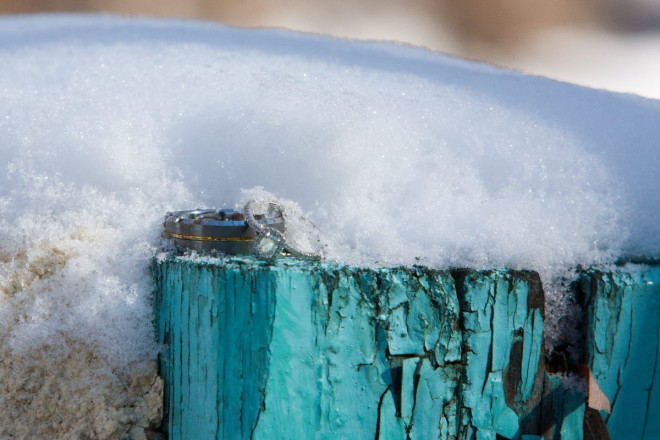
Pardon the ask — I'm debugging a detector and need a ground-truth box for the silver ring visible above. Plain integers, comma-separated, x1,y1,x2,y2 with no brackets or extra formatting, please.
163,207,285,255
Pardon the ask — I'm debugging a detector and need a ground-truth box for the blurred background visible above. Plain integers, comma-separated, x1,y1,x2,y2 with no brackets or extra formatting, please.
1,0,659,99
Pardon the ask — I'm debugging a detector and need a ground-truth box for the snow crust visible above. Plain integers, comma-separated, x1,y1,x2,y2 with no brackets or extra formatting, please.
1,15,660,375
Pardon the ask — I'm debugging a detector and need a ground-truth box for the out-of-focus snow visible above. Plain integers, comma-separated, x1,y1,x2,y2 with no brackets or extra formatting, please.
505,27,660,100
0,15,659,373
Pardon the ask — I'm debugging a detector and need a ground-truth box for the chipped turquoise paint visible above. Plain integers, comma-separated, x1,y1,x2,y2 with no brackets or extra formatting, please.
152,261,276,439
539,374,586,440
578,267,660,440
521,309,543,403
153,258,583,439
454,271,546,440
559,391,585,440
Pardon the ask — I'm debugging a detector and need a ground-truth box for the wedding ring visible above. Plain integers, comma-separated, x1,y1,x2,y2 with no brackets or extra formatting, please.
163,207,285,254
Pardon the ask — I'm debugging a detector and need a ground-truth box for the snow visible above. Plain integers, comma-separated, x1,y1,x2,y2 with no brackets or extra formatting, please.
0,14,659,375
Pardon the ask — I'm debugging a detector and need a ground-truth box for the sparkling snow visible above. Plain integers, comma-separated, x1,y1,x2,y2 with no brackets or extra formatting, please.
0,15,659,373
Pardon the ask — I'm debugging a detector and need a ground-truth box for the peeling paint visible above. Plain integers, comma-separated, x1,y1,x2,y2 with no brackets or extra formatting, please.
153,257,660,439
577,268,660,440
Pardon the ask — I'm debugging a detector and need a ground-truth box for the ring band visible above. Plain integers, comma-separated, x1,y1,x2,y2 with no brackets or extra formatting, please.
163,232,256,243
163,207,284,254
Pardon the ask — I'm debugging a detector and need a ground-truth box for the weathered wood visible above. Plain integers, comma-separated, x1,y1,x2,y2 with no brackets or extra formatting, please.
576,268,660,440
153,260,276,439
154,258,660,438
153,258,571,439
453,270,549,439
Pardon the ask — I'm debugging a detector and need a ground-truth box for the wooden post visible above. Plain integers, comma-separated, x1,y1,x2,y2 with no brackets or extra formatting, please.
152,257,660,439
577,268,660,439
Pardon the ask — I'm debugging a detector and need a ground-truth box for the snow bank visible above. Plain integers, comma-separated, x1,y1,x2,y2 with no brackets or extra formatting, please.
0,14,659,435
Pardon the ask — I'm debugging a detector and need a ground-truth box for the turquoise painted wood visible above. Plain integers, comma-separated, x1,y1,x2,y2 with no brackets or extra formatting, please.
453,270,549,440
153,258,660,439
577,268,660,440
153,257,580,439
152,260,277,439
